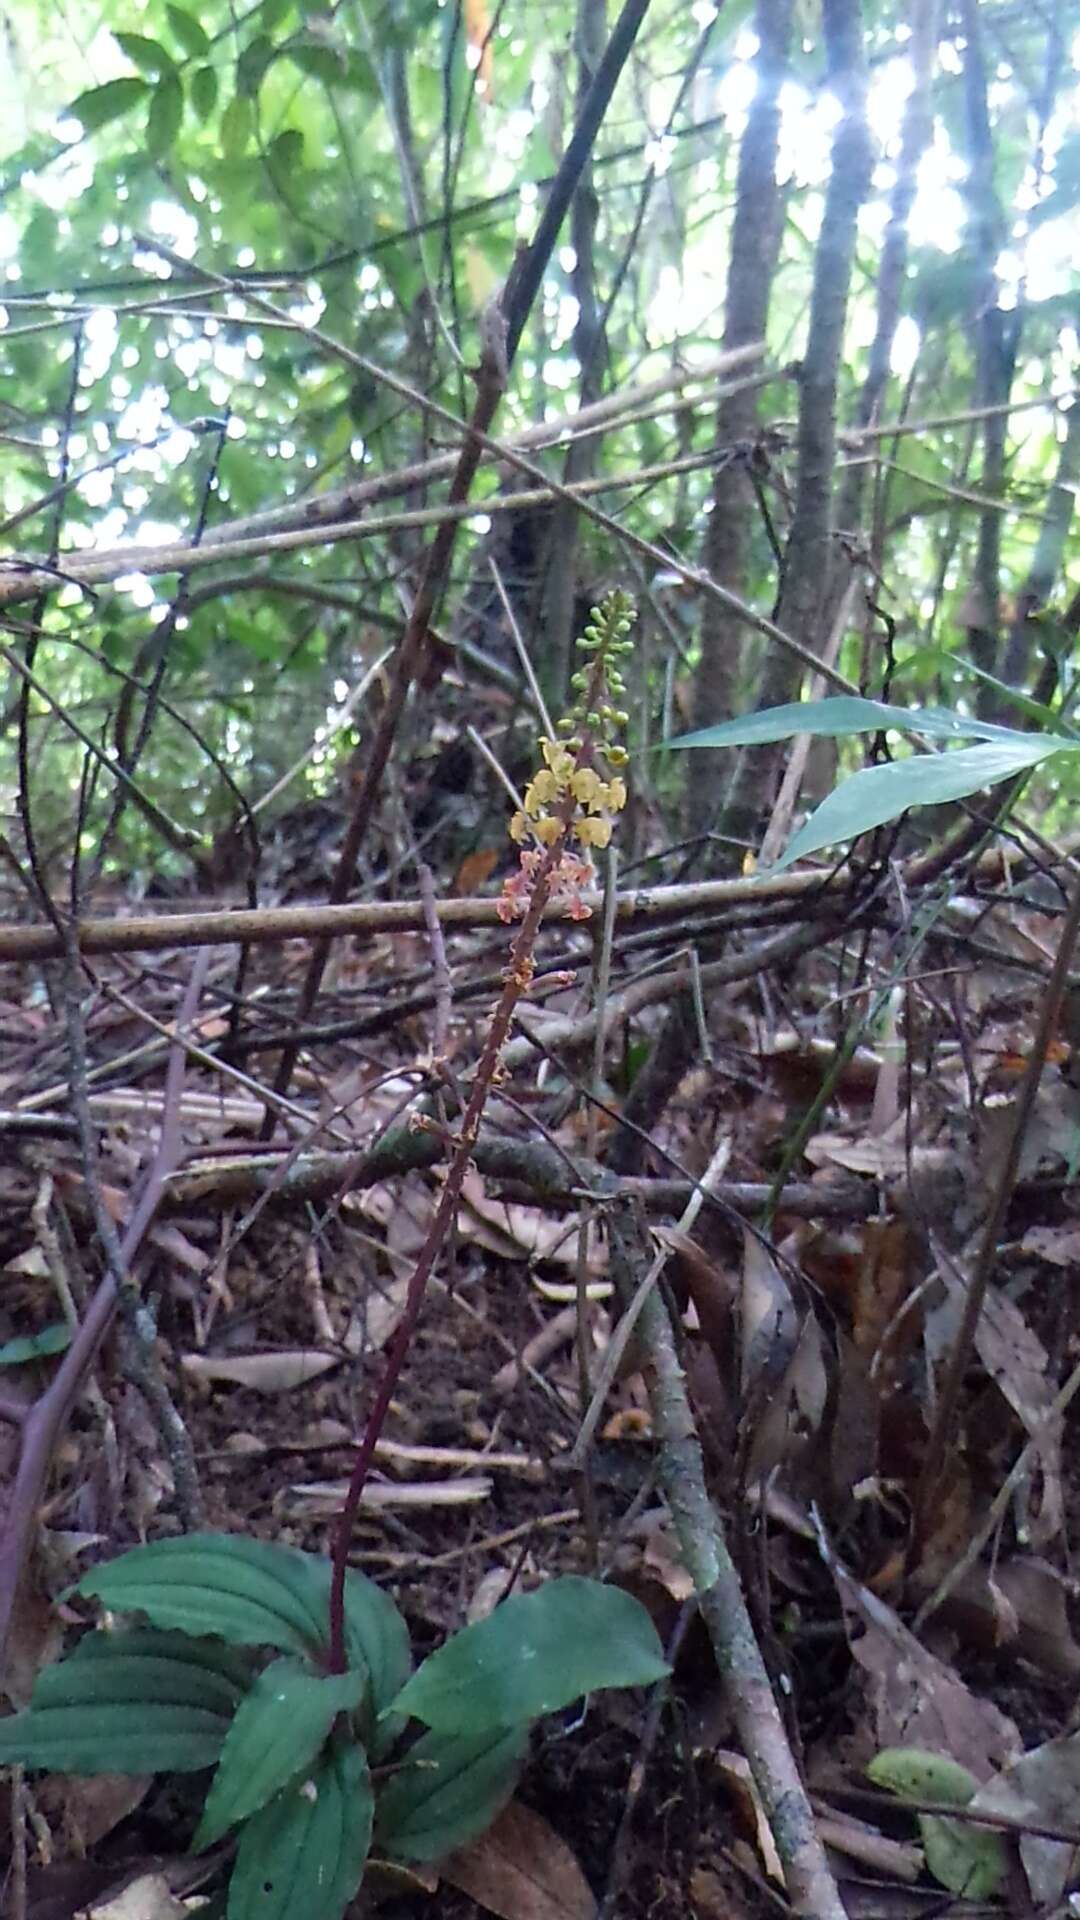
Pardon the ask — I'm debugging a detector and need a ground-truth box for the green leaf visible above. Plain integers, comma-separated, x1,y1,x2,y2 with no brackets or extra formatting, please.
77,1533,335,1660
774,737,1068,872
668,696,1050,753
266,128,304,178
868,1749,1007,1900
0,1629,251,1774
333,1567,412,1754
221,94,254,157
374,1725,528,1864
190,65,219,120
166,5,210,57
285,35,347,85
390,1578,669,1734
228,1735,372,1920
236,33,276,98
115,33,177,78
261,0,296,29
0,1323,70,1366
146,73,185,158
194,1658,363,1849
69,78,150,132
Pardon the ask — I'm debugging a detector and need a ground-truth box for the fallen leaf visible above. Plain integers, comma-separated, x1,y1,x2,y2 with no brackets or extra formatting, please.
970,1729,1080,1907
454,847,499,895
826,1550,1019,1778
444,1799,595,1920
180,1349,339,1392
87,1871,187,1920
458,1169,607,1276
713,1750,783,1882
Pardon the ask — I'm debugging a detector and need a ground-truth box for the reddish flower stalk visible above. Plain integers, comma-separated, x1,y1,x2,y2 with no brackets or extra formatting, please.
326,593,635,1674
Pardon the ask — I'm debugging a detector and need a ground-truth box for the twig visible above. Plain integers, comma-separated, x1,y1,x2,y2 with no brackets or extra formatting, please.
608,1205,847,1918
417,862,452,1061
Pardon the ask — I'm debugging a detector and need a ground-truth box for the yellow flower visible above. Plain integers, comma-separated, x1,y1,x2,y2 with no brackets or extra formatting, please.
524,769,561,813
574,815,613,849
540,738,575,783
534,813,564,846
606,777,627,812
509,810,529,843
570,767,603,808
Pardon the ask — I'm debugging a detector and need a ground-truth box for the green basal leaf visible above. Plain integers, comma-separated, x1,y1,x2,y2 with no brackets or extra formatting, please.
331,1566,412,1755
868,1748,1007,1900
166,5,210,57
668,696,1054,753
0,1629,251,1774
0,1322,71,1366
773,736,1068,872
194,1658,363,1849
146,72,184,158
77,1533,335,1660
69,77,150,132
390,1578,669,1735
228,1734,372,1920
374,1725,528,1864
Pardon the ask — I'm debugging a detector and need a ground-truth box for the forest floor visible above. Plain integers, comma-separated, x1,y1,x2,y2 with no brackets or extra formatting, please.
4,809,1080,1920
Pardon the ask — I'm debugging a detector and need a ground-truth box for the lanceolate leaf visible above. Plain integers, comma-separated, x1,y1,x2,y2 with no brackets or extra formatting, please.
774,737,1064,872
228,1735,372,1920
374,1726,528,1864
668,695,1068,752
77,1533,336,1660
0,1629,251,1774
390,1578,669,1735
194,1658,363,1849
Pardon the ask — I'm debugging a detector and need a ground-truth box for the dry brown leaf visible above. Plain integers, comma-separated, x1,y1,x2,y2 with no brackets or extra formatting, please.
457,1168,607,1276
970,1729,1080,1907
444,1799,595,1920
918,1557,1080,1681
713,1751,783,1882
344,1270,410,1353
743,1311,827,1487
180,1349,338,1392
453,846,499,895
934,1272,1063,1546
35,1771,151,1854
740,1230,797,1394
828,1551,1019,1778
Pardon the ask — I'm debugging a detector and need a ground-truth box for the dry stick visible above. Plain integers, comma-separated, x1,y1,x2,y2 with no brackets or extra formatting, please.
0,871,846,963
608,1207,846,1919
0,829,1044,966
913,853,1080,1549
0,952,208,1663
